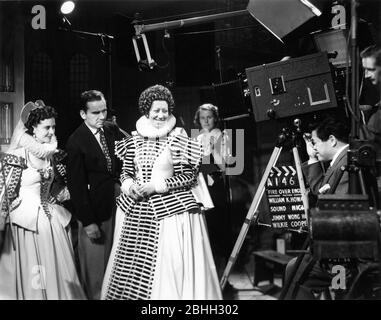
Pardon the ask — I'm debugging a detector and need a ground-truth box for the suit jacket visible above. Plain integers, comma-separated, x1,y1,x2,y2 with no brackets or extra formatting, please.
302,146,349,195
66,122,126,226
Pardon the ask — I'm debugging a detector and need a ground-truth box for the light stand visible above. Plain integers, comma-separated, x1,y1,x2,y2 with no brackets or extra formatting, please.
214,45,232,227
100,34,113,110
349,0,361,194
216,46,223,84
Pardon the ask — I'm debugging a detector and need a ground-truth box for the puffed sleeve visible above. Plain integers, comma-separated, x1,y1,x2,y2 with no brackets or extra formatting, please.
115,135,136,194
0,153,26,222
165,127,202,192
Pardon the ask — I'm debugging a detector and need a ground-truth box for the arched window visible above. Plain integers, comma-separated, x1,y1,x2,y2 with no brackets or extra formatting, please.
31,52,52,103
70,53,89,107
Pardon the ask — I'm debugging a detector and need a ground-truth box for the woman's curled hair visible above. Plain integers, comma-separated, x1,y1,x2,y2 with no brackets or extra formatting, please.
25,106,58,135
138,84,175,116
193,103,220,128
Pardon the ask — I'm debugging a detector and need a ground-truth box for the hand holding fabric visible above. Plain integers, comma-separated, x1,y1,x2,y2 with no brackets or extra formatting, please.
137,182,156,198
128,184,144,201
55,186,70,203
84,223,102,242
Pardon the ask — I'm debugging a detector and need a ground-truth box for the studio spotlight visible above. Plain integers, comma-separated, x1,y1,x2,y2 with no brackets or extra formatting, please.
300,0,323,16
60,1,75,15
247,0,317,41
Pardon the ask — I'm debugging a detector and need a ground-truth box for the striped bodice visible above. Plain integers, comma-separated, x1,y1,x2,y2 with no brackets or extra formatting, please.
115,127,203,220
134,136,172,184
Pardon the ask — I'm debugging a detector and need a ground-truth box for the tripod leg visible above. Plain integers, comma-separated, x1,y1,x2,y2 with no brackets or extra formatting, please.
277,147,311,300
292,146,309,218
361,168,381,209
279,236,310,300
357,169,367,195
220,146,283,289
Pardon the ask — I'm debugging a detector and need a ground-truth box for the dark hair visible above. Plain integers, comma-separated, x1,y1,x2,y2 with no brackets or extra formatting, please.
138,84,175,116
375,50,381,68
361,45,381,68
80,90,105,112
193,103,220,128
25,106,58,135
309,116,350,144
360,45,380,59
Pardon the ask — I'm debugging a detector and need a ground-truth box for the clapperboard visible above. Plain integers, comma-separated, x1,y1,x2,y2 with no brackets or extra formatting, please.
265,165,307,230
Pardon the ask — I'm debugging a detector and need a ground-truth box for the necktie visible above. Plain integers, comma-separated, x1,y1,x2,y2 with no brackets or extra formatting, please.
98,129,112,172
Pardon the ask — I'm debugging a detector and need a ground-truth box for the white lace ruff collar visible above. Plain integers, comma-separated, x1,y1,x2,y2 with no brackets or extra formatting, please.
135,114,176,138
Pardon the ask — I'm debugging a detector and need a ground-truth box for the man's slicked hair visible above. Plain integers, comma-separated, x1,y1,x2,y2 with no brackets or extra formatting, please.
360,45,380,58
80,90,105,112
309,116,350,144
361,45,381,69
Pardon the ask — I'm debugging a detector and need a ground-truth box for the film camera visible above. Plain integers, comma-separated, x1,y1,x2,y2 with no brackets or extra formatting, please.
245,51,339,122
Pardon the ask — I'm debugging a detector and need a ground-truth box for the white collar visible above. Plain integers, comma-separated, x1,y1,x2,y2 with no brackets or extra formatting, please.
136,114,176,138
84,122,102,135
330,144,349,166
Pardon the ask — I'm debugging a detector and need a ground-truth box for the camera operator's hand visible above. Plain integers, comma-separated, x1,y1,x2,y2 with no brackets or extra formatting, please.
303,133,319,164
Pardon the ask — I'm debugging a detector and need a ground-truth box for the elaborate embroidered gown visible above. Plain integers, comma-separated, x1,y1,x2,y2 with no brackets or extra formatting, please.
101,116,222,300
0,148,85,300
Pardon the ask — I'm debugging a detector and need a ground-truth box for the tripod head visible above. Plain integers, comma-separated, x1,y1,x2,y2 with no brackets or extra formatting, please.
346,137,379,209
275,118,305,149
348,139,376,169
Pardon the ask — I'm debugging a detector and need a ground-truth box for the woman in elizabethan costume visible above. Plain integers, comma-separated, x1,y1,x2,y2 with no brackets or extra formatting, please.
101,85,222,300
0,101,85,299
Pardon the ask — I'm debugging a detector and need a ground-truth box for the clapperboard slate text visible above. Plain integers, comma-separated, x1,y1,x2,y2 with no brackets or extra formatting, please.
265,165,307,229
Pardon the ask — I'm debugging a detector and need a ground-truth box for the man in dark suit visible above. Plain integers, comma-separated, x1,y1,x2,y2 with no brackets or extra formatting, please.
66,90,126,300
302,116,350,196
283,116,351,299
360,45,381,200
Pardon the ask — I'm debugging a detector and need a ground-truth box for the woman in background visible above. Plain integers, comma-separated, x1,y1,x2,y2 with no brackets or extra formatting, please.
193,103,233,279
0,101,85,300
101,85,222,300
